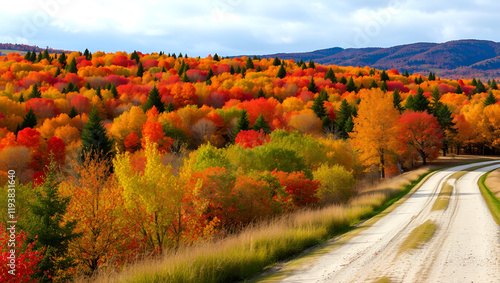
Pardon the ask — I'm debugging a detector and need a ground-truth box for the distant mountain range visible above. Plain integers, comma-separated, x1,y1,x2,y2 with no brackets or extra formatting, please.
255,40,500,79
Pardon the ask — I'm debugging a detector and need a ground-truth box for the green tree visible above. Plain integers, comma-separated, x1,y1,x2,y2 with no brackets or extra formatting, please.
67,58,77,74
335,99,353,139
246,57,254,69
311,89,328,119
258,88,265,98
68,106,78,118
143,85,165,113
165,101,175,112
24,50,31,61
490,79,498,90
182,71,189,82
380,70,389,81
405,87,429,112
369,80,378,89
324,68,336,83
277,64,286,79
484,90,497,107
230,65,235,75
43,49,50,60
28,83,42,100
392,89,404,113
19,93,24,103
308,60,315,69
308,77,318,93
83,48,91,60
137,62,144,77
24,161,80,282
110,84,118,98
20,107,37,130
29,50,37,62
455,84,463,94
233,109,250,141
95,86,102,100
206,67,214,81
253,114,270,134
429,87,441,114
81,107,113,160
131,50,140,63
272,57,281,66
346,77,357,92
54,67,61,77
474,79,486,94
339,76,347,85
380,81,388,92
213,53,220,61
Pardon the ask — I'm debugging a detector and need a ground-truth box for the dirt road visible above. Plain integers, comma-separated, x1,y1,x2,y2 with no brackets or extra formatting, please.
261,161,500,283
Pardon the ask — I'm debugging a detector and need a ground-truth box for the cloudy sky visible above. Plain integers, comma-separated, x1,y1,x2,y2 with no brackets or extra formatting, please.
1,0,499,56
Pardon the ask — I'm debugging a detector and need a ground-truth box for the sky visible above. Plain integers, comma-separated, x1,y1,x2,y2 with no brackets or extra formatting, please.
1,0,499,57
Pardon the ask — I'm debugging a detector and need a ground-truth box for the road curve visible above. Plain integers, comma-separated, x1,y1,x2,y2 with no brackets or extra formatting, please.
262,161,500,283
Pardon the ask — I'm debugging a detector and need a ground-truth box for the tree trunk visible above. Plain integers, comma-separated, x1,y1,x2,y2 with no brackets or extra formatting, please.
380,152,385,179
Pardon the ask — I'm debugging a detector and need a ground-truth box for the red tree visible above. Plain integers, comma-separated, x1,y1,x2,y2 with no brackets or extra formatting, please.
398,111,443,165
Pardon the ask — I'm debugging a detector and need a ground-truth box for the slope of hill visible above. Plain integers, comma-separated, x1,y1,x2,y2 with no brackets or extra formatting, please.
255,40,500,78
0,43,71,56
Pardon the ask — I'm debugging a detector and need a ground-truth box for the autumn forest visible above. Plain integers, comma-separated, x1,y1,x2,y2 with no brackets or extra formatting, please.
0,48,499,282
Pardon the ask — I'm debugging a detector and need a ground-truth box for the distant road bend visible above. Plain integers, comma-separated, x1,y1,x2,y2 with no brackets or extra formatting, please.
264,161,500,283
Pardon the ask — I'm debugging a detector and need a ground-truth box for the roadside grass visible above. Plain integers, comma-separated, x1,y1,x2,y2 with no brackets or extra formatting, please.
372,277,393,283
479,171,500,226
431,163,500,211
485,169,500,199
399,220,437,253
87,169,432,283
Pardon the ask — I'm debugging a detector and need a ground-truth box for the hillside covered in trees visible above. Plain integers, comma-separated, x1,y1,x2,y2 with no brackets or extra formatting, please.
0,48,499,281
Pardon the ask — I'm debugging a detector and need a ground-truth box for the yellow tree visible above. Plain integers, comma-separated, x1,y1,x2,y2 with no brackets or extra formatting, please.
113,140,201,252
350,89,400,178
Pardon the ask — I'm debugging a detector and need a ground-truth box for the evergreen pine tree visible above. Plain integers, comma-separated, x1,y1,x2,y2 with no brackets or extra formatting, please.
182,71,189,82
392,89,404,113
344,116,354,134
54,67,61,78
213,53,220,61
253,114,270,134
369,68,376,76
58,52,67,67
233,109,250,141
95,86,102,100
380,70,389,81
406,87,429,112
24,161,80,282
339,76,347,85
308,77,318,93
380,81,388,92
85,82,91,89
131,50,140,63
346,77,357,92
230,65,235,75
324,68,336,83
246,57,254,69
235,65,241,74
429,87,442,114
29,50,37,62
335,99,352,139
369,80,378,89
67,58,77,74
322,116,332,133
258,88,265,98
273,57,281,66
205,78,212,85
20,107,37,130
28,83,42,100
277,64,286,79
241,67,247,78
36,51,43,62
404,70,409,77
177,61,186,75
165,102,175,112
172,53,177,59
143,85,164,113
483,90,497,107
68,106,78,118
24,50,31,61
80,107,113,160
19,93,24,103
137,62,144,77
256,65,262,72
456,84,463,94
308,60,315,69
206,67,214,81
111,85,118,98
474,79,486,94
490,79,498,90
311,89,328,118
471,78,477,86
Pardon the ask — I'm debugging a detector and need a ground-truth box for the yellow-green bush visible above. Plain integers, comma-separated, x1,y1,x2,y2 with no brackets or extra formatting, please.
313,164,356,204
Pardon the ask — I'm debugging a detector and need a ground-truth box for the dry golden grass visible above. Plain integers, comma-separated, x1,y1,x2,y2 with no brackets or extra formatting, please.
432,182,453,211
399,220,437,253
372,277,394,283
485,169,500,199
84,168,431,283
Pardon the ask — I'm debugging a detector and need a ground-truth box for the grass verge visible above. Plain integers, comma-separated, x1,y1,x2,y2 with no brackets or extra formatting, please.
478,171,500,226
399,220,437,253
372,277,394,283
431,181,453,211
